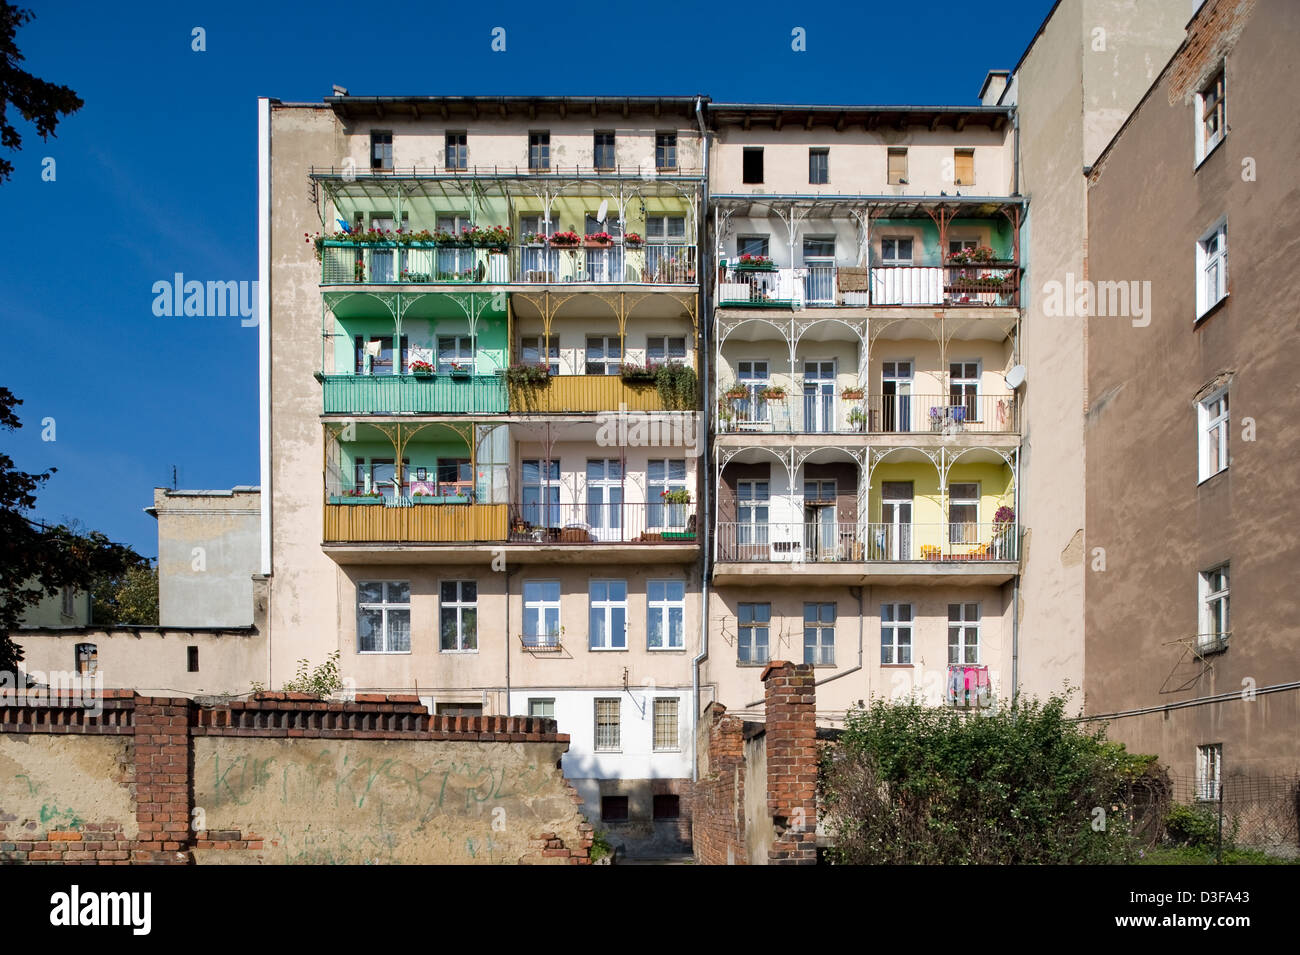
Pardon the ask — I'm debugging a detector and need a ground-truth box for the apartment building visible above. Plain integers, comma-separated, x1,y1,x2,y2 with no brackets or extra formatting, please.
700,104,1024,721
1083,0,1300,785
260,95,707,852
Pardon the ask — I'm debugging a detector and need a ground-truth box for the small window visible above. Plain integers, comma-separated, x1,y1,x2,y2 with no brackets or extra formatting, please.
653,698,679,751
1199,564,1230,651
439,580,478,652
948,603,980,664
528,698,555,719
1196,219,1228,318
186,646,199,673
1198,386,1230,481
647,579,686,650
742,147,764,184
1196,67,1226,164
656,132,677,170
736,235,769,259
880,236,913,266
370,130,393,170
445,132,468,171
589,580,628,650
593,131,616,170
60,586,75,618
803,602,835,665
595,698,621,752
1196,743,1222,801
529,131,550,171
887,147,908,184
357,581,411,653
802,236,835,260
74,643,97,676
436,703,484,717
601,795,629,821
808,148,829,184
645,215,686,246
653,794,680,819
737,603,770,665
953,148,974,186
881,603,913,664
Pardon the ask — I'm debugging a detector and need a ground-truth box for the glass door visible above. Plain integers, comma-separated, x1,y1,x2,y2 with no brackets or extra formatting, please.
437,215,474,281
522,459,561,529
804,480,837,561
802,360,835,433
586,459,623,541
880,482,913,560
736,360,769,430
881,360,913,432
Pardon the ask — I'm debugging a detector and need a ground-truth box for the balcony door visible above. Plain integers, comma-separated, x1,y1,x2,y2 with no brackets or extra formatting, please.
355,335,408,376
586,459,623,541
802,361,835,433
736,478,770,560
881,361,913,432
521,459,561,528
584,214,623,282
880,482,913,560
369,215,397,283
437,335,473,375
437,215,474,280
356,457,408,501
804,479,837,561
735,360,769,430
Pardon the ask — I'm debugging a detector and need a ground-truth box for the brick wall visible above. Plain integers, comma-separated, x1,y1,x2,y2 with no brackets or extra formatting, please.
0,691,593,865
1167,0,1255,105
762,662,818,864
692,702,747,865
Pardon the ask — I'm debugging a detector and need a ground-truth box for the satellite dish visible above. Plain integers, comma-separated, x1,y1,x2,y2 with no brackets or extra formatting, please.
1004,365,1027,389
596,199,609,224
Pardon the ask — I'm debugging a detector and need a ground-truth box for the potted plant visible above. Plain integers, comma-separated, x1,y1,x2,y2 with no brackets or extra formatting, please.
583,231,614,248
847,406,867,431
468,225,511,252
449,360,472,378
333,488,384,505
724,383,749,401
521,232,547,246
735,254,775,271
409,360,435,377
549,231,580,248
623,232,644,248
660,488,691,505
841,386,865,400
505,363,551,387
620,362,658,383
759,385,787,401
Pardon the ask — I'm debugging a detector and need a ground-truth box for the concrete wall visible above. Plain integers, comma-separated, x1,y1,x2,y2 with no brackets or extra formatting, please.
1084,0,1299,779
151,487,260,627
0,735,136,841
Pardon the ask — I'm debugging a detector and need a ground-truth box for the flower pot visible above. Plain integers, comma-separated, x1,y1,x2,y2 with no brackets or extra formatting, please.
583,238,614,249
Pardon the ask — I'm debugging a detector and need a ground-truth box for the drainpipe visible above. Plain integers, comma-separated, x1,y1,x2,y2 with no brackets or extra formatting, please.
691,95,711,782
1011,105,1020,197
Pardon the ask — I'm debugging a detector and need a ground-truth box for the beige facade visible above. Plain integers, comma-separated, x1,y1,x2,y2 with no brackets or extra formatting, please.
1083,0,1300,781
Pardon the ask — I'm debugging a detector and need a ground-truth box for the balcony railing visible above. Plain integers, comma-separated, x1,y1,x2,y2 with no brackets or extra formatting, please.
715,522,1019,563
716,263,1020,308
323,500,509,543
321,373,508,415
321,242,697,286
508,502,697,544
718,391,1017,435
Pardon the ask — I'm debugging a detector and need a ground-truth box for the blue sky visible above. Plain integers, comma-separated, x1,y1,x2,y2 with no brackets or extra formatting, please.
2,0,1053,556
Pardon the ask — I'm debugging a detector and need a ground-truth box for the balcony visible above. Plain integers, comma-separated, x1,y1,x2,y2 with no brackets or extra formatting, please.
507,501,697,544
508,374,683,414
321,373,508,415
718,392,1017,436
716,263,1020,309
324,499,509,544
320,242,697,287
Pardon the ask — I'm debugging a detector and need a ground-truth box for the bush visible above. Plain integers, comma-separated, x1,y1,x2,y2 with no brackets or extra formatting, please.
820,692,1157,864
278,650,344,698
1164,803,1219,849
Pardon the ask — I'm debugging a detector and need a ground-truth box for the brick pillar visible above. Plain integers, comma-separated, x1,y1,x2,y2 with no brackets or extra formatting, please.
761,661,818,865
132,696,193,864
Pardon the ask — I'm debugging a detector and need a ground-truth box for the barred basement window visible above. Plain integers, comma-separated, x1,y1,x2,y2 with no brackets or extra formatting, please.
653,794,680,819
653,698,679,752
601,795,629,821
595,698,621,752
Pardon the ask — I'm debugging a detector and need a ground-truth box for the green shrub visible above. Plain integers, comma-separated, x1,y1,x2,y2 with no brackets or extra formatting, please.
589,829,614,862
655,363,697,411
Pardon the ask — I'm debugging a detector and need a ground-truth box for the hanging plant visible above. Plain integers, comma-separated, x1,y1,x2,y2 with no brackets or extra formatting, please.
654,362,698,411
760,385,787,400
841,387,865,400
505,363,551,387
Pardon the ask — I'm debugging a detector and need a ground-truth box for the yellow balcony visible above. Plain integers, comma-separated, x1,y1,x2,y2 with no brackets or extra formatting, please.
509,375,667,413
323,502,509,543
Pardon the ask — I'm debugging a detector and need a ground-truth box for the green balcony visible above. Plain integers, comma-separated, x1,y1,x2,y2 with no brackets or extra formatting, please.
322,374,508,415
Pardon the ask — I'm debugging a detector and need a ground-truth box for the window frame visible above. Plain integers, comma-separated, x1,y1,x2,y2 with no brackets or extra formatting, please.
653,697,680,752
1195,218,1228,320
947,602,980,665
647,458,688,530
357,580,412,654
880,236,914,266
1196,743,1222,801
646,335,687,365
588,579,628,651
519,334,560,374
948,482,980,544
655,131,678,171
593,130,616,171
808,147,829,185
1195,65,1226,167
1198,385,1230,482
1198,563,1230,651
585,335,622,375
186,645,199,673
522,579,562,648
439,579,479,653
737,602,771,666
74,642,98,676
370,130,393,171
444,131,468,171
741,147,764,184
594,697,622,752
803,602,836,666
528,130,550,171
887,147,908,185
528,697,555,719
880,602,914,665
647,579,686,651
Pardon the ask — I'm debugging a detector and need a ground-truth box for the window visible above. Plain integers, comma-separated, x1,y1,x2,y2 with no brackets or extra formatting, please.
74,643,97,676
1199,564,1230,650
880,237,913,266
355,334,409,375
887,147,908,184
588,580,628,650
803,602,835,665
953,148,974,186
522,459,560,527
742,147,764,184
1198,387,1230,481
436,458,471,488
586,458,623,534
1196,67,1226,164
522,580,562,648
656,131,677,170
948,483,980,545
595,698,621,751
646,216,688,280
445,131,467,171
529,131,550,171
737,603,770,665
646,215,686,245
808,148,829,184
585,336,622,375
647,336,687,365
737,479,770,545
653,794,680,819
370,130,392,170
1196,220,1228,317
949,360,980,420
653,698,679,751
736,235,770,259
948,603,980,664
358,581,411,653
584,213,623,240
520,335,560,374
802,236,835,260
949,238,978,256
437,335,473,374
881,603,913,665
436,703,483,717
186,646,199,673
1196,743,1222,801
601,794,629,820
648,458,688,528
60,586,74,617
528,698,555,718
593,131,616,170
439,580,478,651
647,579,685,650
